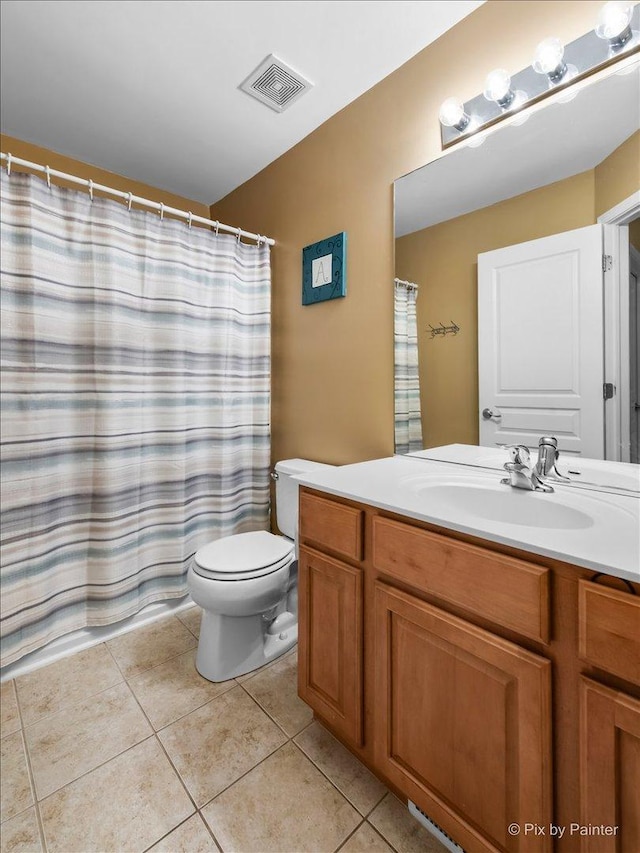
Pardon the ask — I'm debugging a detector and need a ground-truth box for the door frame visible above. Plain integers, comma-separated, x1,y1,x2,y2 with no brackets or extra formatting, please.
630,244,640,463
599,191,640,462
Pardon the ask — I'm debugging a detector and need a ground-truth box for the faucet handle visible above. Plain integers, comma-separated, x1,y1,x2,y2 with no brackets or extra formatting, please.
506,444,531,466
536,435,570,481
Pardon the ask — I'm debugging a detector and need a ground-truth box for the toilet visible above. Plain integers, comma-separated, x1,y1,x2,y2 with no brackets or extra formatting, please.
187,459,331,682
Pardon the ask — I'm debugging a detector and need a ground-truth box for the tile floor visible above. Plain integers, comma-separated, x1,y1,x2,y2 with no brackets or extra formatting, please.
0,607,447,853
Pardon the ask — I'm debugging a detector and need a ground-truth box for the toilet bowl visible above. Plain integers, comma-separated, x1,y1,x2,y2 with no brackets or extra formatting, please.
188,459,331,682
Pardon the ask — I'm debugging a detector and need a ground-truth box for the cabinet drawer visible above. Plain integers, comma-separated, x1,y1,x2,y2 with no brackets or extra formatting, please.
299,491,364,561
373,516,550,643
579,581,640,685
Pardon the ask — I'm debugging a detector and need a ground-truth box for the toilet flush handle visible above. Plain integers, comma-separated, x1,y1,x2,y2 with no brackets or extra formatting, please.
270,471,279,480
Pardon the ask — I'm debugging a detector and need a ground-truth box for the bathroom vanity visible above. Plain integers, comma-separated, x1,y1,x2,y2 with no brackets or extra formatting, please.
295,454,640,853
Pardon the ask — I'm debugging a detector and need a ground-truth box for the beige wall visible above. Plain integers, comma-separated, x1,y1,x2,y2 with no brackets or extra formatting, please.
211,1,604,465
395,171,596,448
595,130,640,218
0,134,209,219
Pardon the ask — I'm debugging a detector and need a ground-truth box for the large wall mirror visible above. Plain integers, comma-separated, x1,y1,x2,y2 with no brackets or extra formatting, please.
394,62,640,462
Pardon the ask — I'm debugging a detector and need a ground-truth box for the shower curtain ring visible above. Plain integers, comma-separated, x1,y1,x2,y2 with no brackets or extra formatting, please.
6,153,12,176
127,192,133,211
45,165,51,189
236,230,242,244
159,203,165,221
187,211,192,229
88,180,94,201
214,220,219,236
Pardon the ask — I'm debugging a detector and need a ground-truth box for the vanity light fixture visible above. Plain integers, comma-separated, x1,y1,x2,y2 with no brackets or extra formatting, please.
439,0,639,149
483,69,517,109
438,98,470,132
595,1,634,50
532,38,571,84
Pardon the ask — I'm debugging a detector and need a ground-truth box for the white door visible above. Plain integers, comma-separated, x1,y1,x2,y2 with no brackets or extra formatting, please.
478,224,604,457
630,245,640,464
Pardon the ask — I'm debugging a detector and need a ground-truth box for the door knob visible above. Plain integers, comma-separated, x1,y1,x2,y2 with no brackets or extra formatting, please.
482,407,502,420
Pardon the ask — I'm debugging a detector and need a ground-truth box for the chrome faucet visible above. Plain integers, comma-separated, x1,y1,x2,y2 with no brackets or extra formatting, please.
501,436,571,492
533,436,570,483
501,444,554,492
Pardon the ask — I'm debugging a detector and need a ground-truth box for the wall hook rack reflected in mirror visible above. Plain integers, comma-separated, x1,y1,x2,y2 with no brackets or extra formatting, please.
428,321,460,339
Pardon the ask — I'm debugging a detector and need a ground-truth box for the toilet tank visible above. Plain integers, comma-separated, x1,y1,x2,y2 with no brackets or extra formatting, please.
274,459,334,539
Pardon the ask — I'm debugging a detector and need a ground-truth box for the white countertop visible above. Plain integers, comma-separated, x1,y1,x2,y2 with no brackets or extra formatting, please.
295,453,640,584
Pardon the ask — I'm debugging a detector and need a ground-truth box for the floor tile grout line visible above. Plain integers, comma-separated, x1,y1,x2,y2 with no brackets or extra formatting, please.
152,730,202,814
11,680,48,853
29,733,159,806
175,610,201,641
291,730,388,821
19,672,133,738
0,680,21,737
196,809,225,853
14,647,125,730
147,681,237,735
19,679,155,801
234,645,297,686
365,818,401,852
24,725,202,851
20,674,161,805
121,668,203,823
197,735,294,814
333,817,366,852
104,626,198,683
139,811,222,853
122,641,200,684
288,739,384,818
235,668,308,740
199,737,380,853
140,813,194,853
235,679,295,739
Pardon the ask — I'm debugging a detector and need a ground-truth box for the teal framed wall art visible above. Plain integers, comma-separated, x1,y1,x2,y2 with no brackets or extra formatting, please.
302,232,347,305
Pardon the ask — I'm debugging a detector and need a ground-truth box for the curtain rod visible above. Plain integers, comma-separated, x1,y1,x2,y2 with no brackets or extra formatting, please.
0,152,275,247
394,277,419,291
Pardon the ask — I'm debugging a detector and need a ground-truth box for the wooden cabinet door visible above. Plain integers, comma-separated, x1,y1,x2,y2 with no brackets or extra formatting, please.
580,678,640,853
374,581,552,853
298,545,363,746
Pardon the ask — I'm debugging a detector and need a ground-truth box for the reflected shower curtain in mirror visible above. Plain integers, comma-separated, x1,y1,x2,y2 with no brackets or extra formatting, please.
0,172,271,666
394,282,423,454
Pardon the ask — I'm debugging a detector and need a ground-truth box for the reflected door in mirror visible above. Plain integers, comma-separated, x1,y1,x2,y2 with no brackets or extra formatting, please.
478,224,605,458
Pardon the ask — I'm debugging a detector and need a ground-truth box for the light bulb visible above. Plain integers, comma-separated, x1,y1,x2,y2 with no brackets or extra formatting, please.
483,69,515,109
438,97,470,132
595,1,633,48
532,37,567,82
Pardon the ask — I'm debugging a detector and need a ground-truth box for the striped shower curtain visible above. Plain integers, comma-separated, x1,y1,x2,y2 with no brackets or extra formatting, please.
394,282,423,454
0,172,271,667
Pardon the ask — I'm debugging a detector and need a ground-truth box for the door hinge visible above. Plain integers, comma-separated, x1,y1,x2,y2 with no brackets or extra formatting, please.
603,382,615,400
602,254,613,272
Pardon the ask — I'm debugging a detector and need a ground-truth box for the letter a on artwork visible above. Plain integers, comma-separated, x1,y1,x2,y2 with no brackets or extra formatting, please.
311,253,333,288
315,261,329,284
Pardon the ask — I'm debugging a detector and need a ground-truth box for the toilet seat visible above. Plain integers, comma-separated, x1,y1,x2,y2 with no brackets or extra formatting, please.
193,530,294,581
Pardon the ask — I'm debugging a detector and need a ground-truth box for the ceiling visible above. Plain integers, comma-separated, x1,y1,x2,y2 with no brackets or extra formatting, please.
395,62,640,236
0,0,483,205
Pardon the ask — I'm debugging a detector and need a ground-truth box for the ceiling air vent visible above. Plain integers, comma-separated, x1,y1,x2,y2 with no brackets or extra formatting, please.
240,54,312,113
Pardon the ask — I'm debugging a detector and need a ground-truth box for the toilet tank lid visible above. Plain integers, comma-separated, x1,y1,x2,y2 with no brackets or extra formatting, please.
275,459,335,475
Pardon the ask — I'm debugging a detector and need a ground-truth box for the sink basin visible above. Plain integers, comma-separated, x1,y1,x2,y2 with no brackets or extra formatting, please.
401,475,594,529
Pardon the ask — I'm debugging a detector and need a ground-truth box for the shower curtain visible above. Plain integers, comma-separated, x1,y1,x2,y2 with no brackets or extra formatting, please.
0,171,271,667
394,282,423,454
